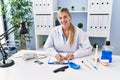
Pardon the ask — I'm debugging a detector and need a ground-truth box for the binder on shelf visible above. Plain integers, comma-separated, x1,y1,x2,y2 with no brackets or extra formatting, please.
93,15,99,32
94,0,100,12
88,15,94,31
40,16,44,28
47,16,51,29
88,0,95,11
38,0,43,14
45,0,48,14
104,0,110,11
100,0,105,12
103,15,109,32
46,15,49,28
42,15,45,29
98,15,104,32
42,16,44,28
42,0,46,14
34,15,40,28
34,0,38,13
46,0,52,14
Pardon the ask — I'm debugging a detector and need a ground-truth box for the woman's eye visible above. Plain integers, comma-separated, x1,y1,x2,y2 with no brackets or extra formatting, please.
64,16,67,18
59,17,62,20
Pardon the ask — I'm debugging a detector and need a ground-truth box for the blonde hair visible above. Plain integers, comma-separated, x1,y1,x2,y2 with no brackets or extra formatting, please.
57,8,75,47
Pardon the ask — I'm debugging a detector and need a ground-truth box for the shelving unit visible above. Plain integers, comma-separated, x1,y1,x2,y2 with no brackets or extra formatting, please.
33,0,113,50
33,0,54,49
87,0,113,40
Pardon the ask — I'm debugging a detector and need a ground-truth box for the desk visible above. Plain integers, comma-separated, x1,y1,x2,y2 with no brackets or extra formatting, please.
0,50,120,80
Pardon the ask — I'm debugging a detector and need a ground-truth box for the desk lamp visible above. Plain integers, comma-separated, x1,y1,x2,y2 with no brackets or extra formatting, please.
0,22,28,68
19,22,28,34
19,22,28,49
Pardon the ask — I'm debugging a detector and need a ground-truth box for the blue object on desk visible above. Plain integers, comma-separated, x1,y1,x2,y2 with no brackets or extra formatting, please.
101,50,112,63
68,62,80,69
48,61,68,64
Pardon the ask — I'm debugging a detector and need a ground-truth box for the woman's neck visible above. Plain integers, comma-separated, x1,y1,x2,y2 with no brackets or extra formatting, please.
62,27,70,40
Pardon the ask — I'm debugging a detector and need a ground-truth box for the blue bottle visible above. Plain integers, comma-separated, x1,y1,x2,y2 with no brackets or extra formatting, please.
101,41,112,63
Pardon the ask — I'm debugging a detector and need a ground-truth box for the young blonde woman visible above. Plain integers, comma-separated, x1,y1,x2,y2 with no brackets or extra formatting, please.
44,8,92,61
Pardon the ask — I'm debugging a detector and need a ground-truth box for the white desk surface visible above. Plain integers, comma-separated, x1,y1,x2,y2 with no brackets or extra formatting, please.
0,50,120,80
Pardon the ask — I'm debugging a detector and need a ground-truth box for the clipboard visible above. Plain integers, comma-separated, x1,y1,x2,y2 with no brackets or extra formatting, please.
48,57,68,64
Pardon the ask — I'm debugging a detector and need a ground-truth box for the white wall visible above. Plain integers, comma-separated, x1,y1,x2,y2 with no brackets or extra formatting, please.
0,8,5,44
110,0,120,55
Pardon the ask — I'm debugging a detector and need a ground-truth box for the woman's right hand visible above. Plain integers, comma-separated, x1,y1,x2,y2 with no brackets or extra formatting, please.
55,54,65,61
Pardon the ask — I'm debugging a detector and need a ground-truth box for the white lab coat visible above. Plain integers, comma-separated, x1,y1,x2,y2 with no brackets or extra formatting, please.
44,25,92,58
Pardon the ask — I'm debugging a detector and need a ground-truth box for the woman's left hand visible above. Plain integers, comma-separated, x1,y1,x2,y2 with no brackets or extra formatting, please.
65,54,74,61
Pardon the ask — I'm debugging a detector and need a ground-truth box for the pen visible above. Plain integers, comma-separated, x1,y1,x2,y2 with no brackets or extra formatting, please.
86,60,98,70
81,60,92,70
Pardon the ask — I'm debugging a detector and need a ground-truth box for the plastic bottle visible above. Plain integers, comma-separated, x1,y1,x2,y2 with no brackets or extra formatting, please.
94,45,99,63
101,41,112,63
92,44,99,63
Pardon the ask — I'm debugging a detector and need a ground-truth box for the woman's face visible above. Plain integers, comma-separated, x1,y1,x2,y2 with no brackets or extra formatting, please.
58,12,71,30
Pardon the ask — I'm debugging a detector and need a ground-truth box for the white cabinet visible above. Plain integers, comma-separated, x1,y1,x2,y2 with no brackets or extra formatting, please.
33,0,54,49
33,0,113,50
87,0,113,40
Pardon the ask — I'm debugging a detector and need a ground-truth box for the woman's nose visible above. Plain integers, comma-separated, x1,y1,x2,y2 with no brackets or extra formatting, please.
61,18,65,22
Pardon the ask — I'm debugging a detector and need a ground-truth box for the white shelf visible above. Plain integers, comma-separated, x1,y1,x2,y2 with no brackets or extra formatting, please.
33,0,113,50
